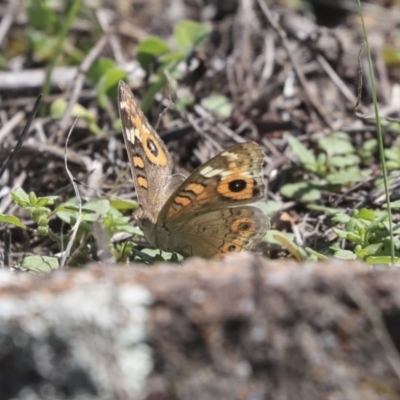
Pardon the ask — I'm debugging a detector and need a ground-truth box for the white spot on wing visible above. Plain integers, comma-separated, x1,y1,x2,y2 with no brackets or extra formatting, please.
126,128,136,143
222,151,240,160
200,166,224,178
220,170,253,178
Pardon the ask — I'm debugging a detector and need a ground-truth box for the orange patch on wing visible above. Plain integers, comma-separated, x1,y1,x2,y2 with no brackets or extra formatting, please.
140,128,169,167
217,174,254,200
220,239,243,254
138,114,147,128
185,183,205,195
174,196,192,207
133,156,145,169
137,176,148,189
231,218,255,237
130,114,140,129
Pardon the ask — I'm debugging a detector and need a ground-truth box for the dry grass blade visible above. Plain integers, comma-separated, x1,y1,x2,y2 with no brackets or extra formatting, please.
0,94,42,179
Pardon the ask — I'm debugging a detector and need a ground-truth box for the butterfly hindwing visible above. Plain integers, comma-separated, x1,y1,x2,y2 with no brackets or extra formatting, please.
165,206,269,258
158,142,266,224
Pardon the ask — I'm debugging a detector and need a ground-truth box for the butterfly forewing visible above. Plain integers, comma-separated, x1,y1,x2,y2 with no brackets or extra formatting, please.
118,81,175,221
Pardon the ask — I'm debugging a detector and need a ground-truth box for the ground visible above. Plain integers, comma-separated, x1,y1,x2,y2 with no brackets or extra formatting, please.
1,0,400,266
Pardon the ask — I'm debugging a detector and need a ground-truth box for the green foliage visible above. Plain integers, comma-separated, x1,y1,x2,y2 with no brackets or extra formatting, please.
357,0,395,263
201,94,233,119
280,181,322,202
385,145,400,170
23,0,128,118
86,58,127,108
25,0,82,64
26,0,59,34
1,187,165,270
282,132,370,202
22,255,59,273
50,98,101,135
10,187,59,235
136,20,210,112
174,20,209,53
307,206,400,265
137,36,171,71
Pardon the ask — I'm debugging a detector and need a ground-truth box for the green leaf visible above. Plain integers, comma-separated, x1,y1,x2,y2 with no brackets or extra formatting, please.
264,229,295,246
362,243,383,256
346,218,365,234
384,148,400,161
110,198,139,211
333,249,357,260
308,205,339,214
57,199,111,224
363,138,378,152
56,199,82,224
174,20,209,54
280,182,321,202
201,94,232,119
388,200,400,209
366,256,400,265
255,200,281,216
87,58,117,86
325,169,366,185
318,132,355,155
26,0,58,32
347,232,361,243
51,98,92,120
383,45,400,66
332,228,349,239
137,36,171,70
159,52,185,65
138,36,170,55
95,68,127,108
36,196,58,207
28,30,58,63
328,154,360,168
81,200,111,222
51,98,101,135
101,207,140,235
354,208,375,221
11,187,30,206
287,136,316,170
0,214,26,228
56,208,78,225
21,255,59,273
29,191,38,205
305,247,328,260
331,213,351,224
386,161,400,170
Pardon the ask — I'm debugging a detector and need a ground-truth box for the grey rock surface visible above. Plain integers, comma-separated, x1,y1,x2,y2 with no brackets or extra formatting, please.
0,255,399,400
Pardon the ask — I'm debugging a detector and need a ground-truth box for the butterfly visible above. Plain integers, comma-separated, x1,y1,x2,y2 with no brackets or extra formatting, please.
118,81,269,258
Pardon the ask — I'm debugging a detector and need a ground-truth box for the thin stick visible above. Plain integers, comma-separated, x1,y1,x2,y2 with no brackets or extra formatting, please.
60,118,82,268
0,94,42,179
357,0,395,265
255,0,333,128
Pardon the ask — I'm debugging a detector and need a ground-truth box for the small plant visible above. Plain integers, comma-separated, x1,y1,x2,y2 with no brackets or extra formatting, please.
136,20,210,112
281,132,372,202
0,187,163,271
307,205,400,265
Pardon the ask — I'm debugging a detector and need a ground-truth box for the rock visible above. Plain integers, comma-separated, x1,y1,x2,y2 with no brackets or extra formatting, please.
0,254,400,399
